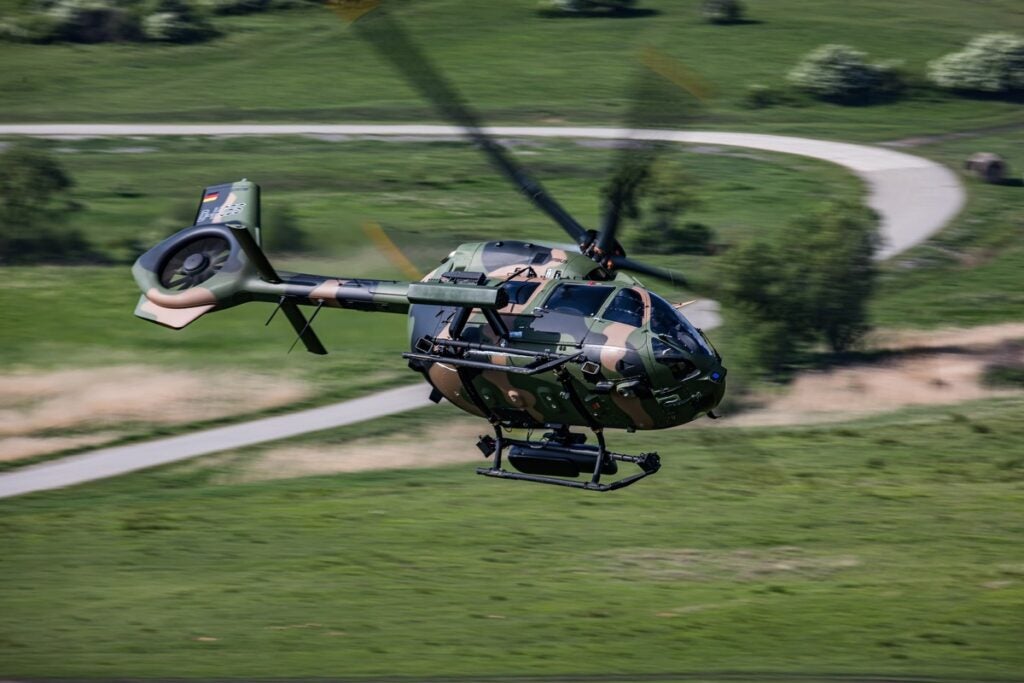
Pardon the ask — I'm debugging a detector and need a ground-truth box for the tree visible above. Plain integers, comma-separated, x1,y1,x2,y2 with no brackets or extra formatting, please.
929,33,1024,95
141,0,216,42
701,0,744,25
788,44,903,104
720,201,880,375
601,157,713,255
791,200,881,352
262,202,309,253
0,143,97,264
46,0,139,43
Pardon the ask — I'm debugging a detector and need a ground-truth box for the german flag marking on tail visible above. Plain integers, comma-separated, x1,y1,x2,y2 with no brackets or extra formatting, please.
203,192,219,203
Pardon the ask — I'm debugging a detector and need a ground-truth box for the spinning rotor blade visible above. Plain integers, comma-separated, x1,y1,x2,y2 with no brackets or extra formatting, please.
336,1,589,245
595,48,710,257
606,255,689,289
595,147,656,255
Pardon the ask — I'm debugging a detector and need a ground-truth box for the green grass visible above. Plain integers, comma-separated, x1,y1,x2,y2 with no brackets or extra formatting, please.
2,3,1023,678
2,397,1023,678
872,132,1024,328
0,1,1022,140
52,135,862,268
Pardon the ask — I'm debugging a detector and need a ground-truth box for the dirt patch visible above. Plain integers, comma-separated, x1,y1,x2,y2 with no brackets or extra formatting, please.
604,546,860,583
868,323,1024,351
222,421,486,483
0,434,120,462
0,365,309,460
728,323,1024,427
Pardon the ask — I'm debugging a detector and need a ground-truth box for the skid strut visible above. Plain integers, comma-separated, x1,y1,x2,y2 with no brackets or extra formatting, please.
475,425,660,492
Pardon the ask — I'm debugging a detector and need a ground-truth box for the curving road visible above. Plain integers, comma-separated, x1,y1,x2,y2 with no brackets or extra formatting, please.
0,124,966,498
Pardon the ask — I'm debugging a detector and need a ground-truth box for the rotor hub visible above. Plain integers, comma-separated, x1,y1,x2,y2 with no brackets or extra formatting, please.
182,253,209,274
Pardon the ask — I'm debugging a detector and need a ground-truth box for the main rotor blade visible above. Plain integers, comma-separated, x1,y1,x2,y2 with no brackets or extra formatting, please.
595,48,709,256
339,2,590,245
607,255,689,289
595,145,657,255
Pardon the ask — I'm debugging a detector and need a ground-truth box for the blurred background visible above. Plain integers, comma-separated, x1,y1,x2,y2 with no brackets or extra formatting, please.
1,0,1022,679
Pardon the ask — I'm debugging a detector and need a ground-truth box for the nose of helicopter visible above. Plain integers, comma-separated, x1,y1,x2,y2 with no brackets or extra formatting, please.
701,362,727,413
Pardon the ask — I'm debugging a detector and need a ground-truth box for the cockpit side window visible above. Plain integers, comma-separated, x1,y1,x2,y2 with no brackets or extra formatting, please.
501,280,540,305
542,283,614,317
650,294,715,357
602,288,644,328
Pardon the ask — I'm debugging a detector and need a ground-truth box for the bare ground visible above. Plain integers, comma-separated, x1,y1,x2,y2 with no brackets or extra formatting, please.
0,365,309,461
728,323,1024,427
217,421,486,484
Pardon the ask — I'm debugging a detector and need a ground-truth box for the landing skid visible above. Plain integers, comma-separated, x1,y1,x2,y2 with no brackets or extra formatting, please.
475,425,660,492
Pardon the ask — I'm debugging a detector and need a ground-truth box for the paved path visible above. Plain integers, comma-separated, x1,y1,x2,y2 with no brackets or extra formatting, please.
0,124,966,498
0,385,432,499
0,124,965,260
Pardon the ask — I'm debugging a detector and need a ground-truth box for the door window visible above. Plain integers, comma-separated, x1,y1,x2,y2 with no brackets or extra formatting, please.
602,288,644,327
542,283,614,317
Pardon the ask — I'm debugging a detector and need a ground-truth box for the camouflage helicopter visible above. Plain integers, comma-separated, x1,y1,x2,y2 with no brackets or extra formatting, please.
131,3,726,491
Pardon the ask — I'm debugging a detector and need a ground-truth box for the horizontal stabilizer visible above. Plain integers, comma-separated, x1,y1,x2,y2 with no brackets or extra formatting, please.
134,295,214,329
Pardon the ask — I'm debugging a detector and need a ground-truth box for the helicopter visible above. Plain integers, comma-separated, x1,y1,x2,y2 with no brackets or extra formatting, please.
131,1,727,491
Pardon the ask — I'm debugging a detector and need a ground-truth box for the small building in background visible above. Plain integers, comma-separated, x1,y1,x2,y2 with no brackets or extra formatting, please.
965,152,1008,183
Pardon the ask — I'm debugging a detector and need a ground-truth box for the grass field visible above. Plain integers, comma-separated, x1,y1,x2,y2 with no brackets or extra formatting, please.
872,132,1024,328
1,397,1022,678
2,2,1024,677
0,0,1022,140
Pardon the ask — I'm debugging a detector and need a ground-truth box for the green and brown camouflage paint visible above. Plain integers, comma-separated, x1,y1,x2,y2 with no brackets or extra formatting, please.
133,181,725,433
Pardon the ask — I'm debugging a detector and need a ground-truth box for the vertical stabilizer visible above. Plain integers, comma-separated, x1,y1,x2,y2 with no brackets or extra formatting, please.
193,180,262,244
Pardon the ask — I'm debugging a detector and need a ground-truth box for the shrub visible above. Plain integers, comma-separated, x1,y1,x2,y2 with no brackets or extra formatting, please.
141,10,209,41
788,44,903,104
0,0,223,43
538,0,637,15
981,342,1024,388
0,144,101,264
0,13,63,42
928,33,1024,94
263,203,310,253
701,0,744,25
614,157,713,255
197,0,270,15
983,361,1024,388
141,0,216,42
45,0,139,42
741,84,784,109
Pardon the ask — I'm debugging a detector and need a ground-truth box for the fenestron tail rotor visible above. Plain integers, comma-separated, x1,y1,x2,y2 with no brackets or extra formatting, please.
158,235,231,290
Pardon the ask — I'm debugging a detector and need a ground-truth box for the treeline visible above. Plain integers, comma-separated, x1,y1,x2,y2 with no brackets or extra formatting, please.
0,144,100,264
0,0,320,44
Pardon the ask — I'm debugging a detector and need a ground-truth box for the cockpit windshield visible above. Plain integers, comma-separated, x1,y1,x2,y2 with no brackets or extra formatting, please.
649,293,715,358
